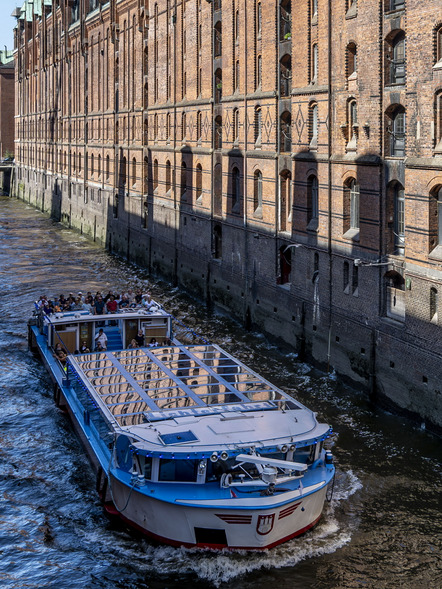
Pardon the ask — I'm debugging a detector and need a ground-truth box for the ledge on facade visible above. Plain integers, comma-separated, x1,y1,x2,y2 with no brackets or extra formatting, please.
330,153,381,165
292,85,328,96
292,151,329,162
405,156,442,169
343,228,360,242
245,150,277,160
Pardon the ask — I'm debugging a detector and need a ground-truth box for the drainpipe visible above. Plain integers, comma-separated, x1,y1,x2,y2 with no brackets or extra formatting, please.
243,0,249,323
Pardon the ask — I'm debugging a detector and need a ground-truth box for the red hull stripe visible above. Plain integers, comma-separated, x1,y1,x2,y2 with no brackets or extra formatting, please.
278,502,302,519
104,502,322,551
216,514,253,524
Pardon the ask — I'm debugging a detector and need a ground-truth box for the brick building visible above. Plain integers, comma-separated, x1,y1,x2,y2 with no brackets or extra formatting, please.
0,49,15,160
11,0,442,433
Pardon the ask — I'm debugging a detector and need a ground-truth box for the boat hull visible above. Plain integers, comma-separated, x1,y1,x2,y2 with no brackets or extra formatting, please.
107,475,329,550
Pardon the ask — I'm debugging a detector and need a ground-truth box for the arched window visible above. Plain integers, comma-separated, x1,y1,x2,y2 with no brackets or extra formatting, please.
311,43,318,83
233,108,239,143
430,287,438,323
307,175,319,228
181,161,187,200
214,163,222,216
390,32,405,84
215,115,222,149
386,106,405,157
154,114,158,140
280,111,292,152
279,0,291,41
215,69,222,103
254,106,262,145
309,103,318,148
256,54,262,89
343,178,360,236
214,22,222,56
232,167,240,212
132,157,137,188
153,159,159,190
279,171,291,232
253,170,263,216
98,154,102,178
430,186,442,251
279,245,291,285
91,153,94,178
196,111,202,143
165,160,171,193
436,25,442,64
343,261,350,293
181,112,187,141
234,59,240,92
106,154,110,180
347,42,357,78
312,0,318,17
434,91,442,152
256,1,262,37
196,164,203,201
347,99,358,151
280,54,291,97
394,183,405,255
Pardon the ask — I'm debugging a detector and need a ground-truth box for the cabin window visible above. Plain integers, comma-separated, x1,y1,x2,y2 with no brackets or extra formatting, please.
159,458,199,482
144,456,152,480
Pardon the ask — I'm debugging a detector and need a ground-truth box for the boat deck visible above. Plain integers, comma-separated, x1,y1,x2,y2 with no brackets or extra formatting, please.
67,343,304,429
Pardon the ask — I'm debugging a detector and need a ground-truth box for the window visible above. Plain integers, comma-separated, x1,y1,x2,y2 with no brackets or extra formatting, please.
232,167,241,212
352,264,359,296
312,0,318,18
256,54,262,89
254,106,262,145
280,54,291,97
343,178,360,238
394,183,405,255
434,92,442,152
390,33,405,85
279,171,291,231
181,113,187,141
106,155,110,180
165,160,171,193
196,164,203,201
215,69,222,103
311,44,318,83
280,111,291,152
347,99,358,151
132,158,137,188
384,270,405,322
386,106,405,157
233,108,239,143
234,59,240,92
279,245,292,285
430,186,442,252
197,111,202,143
307,175,319,229
435,26,442,64
181,162,187,200
388,0,405,12
253,170,263,216
430,288,438,323
214,22,222,57
153,159,159,191
280,0,291,41
343,261,350,293
309,103,318,149
257,1,262,38
214,164,222,216
215,116,222,149
347,42,357,78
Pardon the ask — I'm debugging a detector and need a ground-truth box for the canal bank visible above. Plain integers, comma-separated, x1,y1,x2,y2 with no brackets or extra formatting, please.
0,194,441,588
9,176,442,437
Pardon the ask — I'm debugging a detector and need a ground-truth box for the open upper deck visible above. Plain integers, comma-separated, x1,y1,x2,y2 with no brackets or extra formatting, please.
67,343,307,430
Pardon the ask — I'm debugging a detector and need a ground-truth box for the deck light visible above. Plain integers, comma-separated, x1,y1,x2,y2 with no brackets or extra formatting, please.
210,452,219,462
220,451,228,461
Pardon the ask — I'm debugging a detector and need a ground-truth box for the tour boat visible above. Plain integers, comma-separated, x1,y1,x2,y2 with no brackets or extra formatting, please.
28,299,335,550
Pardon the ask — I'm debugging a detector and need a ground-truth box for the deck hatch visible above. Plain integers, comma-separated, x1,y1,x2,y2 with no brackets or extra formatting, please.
159,431,199,445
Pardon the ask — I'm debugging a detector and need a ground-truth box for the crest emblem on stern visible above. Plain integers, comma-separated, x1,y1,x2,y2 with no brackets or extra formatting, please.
256,513,275,535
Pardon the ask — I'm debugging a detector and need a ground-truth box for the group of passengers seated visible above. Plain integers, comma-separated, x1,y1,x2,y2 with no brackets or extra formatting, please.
36,289,157,316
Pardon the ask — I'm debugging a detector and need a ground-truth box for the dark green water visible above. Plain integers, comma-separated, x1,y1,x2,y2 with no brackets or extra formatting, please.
0,196,440,588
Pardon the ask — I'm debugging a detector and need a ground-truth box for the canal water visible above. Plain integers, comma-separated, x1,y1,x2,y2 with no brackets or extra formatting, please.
0,195,440,589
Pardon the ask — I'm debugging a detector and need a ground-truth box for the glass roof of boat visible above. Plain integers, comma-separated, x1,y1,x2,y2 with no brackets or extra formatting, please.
68,344,302,427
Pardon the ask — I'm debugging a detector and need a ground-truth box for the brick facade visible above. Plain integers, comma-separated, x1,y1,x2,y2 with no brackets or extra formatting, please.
11,0,442,433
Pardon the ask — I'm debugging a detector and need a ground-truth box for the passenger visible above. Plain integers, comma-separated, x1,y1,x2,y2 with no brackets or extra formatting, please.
95,342,104,353
104,290,114,303
54,342,67,355
93,295,106,315
57,349,67,364
83,296,94,313
128,339,139,349
106,295,118,314
80,341,90,353
119,294,130,309
135,330,145,347
72,297,84,311
77,291,84,302
149,338,158,348
95,328,108,350
134,289,143,306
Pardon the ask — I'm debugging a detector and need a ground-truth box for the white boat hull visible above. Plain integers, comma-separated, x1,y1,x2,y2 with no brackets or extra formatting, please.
107,476,329,549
